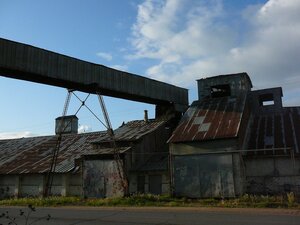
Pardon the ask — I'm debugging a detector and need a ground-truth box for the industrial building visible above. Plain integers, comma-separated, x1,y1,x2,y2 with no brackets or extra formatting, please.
169,73,300,198
0,39,299,199
1,72,299,199
0,114,171,198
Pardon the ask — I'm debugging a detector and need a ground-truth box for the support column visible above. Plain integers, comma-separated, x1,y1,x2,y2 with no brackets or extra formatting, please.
62,174,70,197
14,175,20,198
39,175,45,197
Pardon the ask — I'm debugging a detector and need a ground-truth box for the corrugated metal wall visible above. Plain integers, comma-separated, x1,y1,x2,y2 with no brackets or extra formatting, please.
172,153,237,198
83,160,124,198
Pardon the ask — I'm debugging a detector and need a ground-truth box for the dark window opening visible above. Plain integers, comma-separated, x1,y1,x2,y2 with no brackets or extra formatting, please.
210,84,231,98
259,93,274,106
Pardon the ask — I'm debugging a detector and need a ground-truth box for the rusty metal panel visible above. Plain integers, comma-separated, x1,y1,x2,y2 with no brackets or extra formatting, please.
83,159,124,198
169,95,246,143
246,107,300,155
173,154,235,198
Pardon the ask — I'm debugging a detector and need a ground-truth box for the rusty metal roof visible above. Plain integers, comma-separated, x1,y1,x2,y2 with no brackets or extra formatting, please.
0,132,109,174
168,95,247,143
246,107,300,155
93,120,166,143
0,119,165,174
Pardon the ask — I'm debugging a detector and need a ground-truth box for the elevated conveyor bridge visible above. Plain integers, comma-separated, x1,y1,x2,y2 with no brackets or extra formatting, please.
0,38,188,116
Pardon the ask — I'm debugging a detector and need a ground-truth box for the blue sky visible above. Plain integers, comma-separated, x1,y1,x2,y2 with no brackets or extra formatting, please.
0,0,300,139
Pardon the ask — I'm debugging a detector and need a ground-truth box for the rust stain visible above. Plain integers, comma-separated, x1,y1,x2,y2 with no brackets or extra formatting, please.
169,96,246,143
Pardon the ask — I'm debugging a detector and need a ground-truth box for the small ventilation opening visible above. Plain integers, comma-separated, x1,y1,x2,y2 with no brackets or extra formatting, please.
259,93,274,106
210,84,231,98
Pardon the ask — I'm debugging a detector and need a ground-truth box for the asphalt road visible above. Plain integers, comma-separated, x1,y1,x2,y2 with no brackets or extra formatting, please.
0,206,299,225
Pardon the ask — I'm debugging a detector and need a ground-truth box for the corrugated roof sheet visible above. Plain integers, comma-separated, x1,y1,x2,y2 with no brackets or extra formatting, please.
0,119,165,174
93,120,166,143
169,96,246,143
0,132,109,174
246,107,300,155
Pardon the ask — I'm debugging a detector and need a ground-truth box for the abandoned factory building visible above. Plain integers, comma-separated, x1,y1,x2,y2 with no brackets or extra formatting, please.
0,72,299,199
169,72,300,198
0,115,171,198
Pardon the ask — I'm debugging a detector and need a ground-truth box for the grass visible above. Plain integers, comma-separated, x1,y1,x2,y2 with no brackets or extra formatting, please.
0,194,299,209
0,196,82,207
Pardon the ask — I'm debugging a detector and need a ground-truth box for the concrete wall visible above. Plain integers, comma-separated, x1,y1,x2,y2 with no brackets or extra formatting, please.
20,174,44,197
0,173,82,198
83,159,124,198
68,174,82,196
0,175,17,198
244,157,300,194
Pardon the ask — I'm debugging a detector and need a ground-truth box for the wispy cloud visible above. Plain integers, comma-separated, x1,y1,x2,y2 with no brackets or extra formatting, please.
130,0,300,105
0,131,35,140
111,64,129,71
96,52,113,61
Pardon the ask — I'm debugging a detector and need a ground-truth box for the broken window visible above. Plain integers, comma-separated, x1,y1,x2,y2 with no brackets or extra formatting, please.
210,84,231,98
259,93,274,106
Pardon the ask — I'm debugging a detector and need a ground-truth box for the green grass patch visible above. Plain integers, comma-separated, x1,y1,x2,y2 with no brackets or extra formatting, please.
0,194,299,209
0,196,81,207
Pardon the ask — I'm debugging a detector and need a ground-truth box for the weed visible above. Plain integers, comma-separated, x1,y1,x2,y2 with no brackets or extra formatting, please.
0,194,298,209
287,192,295,207
0,205,50,225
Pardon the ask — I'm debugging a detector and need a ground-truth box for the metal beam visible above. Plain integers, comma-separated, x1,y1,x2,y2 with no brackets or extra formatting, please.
0,38,188,112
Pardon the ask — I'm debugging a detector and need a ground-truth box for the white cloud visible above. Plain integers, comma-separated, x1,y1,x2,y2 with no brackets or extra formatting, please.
96,52,113,61
130,0,300,105
111,64,129,71
78,125,92,133
0,131,35,140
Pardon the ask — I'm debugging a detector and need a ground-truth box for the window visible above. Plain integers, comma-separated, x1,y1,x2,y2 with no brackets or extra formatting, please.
259,93,274,106
210,84,231,98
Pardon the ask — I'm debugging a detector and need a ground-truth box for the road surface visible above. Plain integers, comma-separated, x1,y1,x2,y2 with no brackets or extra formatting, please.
0,206,299,225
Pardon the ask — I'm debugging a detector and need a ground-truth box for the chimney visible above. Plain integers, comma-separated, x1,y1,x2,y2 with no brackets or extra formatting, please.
55,115,78,135
144,110,149,122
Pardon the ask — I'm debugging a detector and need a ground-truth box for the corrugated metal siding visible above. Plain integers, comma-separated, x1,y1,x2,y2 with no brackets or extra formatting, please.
132,154,168,172
169,96,246,143
173,154,236,198
0,38,188,109
246,107,300,155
